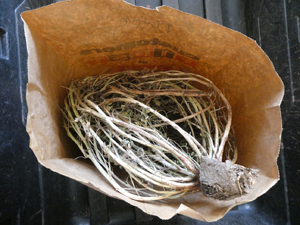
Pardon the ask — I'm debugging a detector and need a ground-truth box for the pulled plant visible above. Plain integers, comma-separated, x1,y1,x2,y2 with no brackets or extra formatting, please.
63,70,258,201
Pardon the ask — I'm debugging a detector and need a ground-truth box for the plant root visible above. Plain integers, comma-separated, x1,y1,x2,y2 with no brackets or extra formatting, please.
199,156,259,200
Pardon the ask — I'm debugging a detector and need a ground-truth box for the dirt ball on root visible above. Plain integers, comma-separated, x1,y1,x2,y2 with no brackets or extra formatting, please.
199,156,259,200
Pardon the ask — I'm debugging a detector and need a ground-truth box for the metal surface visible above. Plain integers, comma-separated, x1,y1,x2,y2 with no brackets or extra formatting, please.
0,0,299,224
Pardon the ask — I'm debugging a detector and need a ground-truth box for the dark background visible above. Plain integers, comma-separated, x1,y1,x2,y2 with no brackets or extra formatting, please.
0,0,299,224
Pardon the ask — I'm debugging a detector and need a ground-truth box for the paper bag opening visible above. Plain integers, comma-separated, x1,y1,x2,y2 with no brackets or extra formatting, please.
22,0,284,221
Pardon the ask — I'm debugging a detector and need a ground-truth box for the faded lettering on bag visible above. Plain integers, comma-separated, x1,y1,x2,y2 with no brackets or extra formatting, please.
80,38,199,61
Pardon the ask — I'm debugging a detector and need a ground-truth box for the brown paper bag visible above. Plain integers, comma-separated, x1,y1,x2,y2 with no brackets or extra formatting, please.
22,0,284,222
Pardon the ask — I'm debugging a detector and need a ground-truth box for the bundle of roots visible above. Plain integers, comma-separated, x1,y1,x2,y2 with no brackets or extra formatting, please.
63,70,258,201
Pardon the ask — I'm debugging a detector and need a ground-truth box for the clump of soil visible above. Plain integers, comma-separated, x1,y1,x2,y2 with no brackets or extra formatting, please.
199,156,259,200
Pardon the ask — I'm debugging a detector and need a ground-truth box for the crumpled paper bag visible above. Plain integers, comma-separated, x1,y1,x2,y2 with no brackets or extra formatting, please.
22,0,284,222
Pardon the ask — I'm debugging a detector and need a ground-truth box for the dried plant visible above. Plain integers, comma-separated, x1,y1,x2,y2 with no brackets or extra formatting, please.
63,70,258,201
